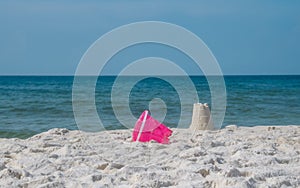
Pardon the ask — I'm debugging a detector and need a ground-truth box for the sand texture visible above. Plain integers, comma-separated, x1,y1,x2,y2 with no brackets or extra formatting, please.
0,126,299,187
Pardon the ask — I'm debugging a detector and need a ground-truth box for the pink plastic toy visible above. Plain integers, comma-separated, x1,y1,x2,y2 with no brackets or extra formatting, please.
132,110,173,144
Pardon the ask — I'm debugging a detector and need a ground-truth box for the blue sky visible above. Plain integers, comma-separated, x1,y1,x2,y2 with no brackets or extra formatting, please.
0,0,299,75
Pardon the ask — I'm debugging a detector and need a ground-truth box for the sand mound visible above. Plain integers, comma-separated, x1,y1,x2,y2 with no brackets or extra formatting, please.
0,126,299,187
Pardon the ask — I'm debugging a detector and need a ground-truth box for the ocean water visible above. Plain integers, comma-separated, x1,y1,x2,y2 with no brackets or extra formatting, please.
0,76,299,138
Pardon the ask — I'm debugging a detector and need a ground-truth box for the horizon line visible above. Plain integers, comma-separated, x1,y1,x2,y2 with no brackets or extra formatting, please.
0,74,299,76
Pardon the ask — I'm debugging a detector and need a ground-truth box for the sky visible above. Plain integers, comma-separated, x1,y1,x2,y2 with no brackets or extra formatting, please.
0,0,299,75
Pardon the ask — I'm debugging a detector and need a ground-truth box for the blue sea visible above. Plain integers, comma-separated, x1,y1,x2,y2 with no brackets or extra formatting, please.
0,76,299,138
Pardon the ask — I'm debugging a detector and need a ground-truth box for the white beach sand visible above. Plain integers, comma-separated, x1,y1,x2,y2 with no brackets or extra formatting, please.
0,125,299,187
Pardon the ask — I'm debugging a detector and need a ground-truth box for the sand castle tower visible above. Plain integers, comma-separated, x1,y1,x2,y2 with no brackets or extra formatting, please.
189,103,214,130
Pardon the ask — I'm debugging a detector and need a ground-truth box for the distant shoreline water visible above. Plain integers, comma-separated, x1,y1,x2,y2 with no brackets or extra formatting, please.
0,75,299,139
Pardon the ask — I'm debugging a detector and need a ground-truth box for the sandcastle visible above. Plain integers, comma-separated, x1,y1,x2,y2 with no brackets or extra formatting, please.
189,103,214,130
